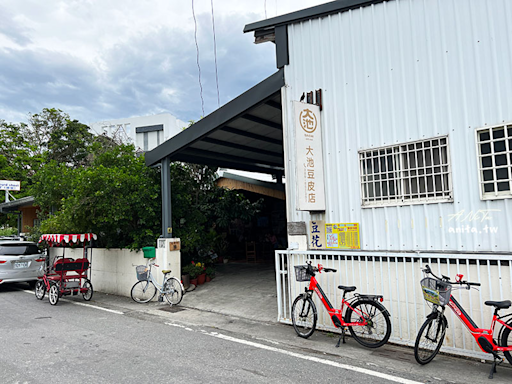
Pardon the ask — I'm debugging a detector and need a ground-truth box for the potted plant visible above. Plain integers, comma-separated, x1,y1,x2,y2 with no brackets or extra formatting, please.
196,262,207,285
181,268,191,290
205,266,216,282
183,262,201,286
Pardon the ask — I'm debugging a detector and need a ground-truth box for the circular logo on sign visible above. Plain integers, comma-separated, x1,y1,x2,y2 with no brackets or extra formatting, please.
299,109,317,133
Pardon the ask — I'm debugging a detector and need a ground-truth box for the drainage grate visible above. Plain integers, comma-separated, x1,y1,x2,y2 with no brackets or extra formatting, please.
159,306,186,313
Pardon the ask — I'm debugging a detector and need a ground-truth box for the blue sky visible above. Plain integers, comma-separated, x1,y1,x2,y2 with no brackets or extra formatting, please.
0,0,326,126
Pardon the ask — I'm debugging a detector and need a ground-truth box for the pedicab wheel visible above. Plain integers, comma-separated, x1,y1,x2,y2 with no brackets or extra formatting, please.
48,283,59,305
82,279,93,301
35,280,46,300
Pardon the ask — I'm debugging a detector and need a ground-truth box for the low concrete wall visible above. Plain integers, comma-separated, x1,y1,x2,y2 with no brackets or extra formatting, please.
49,247,180,299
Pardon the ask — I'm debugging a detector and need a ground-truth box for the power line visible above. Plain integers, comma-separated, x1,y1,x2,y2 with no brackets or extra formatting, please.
210,0,220,108
191,0,205,116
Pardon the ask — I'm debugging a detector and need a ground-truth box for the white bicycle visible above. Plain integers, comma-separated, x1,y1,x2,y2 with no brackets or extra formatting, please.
131,260,183,305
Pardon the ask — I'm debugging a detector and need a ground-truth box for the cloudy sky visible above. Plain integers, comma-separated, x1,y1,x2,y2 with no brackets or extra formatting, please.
0,0,327,127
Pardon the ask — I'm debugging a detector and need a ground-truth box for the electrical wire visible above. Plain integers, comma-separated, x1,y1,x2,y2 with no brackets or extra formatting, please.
191,0,205,116
264,0,267,18
210,0,220,108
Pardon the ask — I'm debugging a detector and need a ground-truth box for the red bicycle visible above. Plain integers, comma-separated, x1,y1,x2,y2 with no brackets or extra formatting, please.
415,265,512,379
291,261,391,348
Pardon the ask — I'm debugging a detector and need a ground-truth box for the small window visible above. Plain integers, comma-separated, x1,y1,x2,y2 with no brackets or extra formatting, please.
476,124,512,199
359,136,452,207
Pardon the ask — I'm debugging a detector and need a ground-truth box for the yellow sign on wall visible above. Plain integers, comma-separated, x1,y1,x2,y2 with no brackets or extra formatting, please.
325,223,360,249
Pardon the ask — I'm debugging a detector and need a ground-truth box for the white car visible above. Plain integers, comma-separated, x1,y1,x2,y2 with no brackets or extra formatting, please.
0,240,45,287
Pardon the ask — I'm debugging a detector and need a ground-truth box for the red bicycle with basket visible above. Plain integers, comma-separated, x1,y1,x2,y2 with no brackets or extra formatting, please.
291,261,391,348
35,233,96,305
415,265,512,379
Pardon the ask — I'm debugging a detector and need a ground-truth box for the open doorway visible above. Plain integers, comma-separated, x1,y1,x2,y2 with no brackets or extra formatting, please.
215,171,287,265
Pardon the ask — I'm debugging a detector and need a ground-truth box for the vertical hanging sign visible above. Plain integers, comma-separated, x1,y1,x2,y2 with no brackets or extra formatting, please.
294,101,325,211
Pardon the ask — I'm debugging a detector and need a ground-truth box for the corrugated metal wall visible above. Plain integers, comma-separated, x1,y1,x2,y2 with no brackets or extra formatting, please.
282,0,512,252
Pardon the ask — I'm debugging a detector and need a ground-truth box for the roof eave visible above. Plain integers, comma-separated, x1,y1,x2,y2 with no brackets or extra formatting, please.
244,0,386,34
145,69,285,167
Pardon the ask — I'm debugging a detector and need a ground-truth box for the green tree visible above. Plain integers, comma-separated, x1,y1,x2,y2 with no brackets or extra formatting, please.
28,108,94,167
37,144,161,249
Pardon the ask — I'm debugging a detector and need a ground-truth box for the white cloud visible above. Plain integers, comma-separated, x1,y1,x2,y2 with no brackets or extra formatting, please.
0,0,327,124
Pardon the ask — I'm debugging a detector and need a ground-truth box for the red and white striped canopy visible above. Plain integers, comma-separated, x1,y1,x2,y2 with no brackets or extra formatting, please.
39,233,97,245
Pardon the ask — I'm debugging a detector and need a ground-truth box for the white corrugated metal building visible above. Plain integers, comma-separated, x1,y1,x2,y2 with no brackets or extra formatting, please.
246,0,512,254
244,0,512,358
147,0,512,357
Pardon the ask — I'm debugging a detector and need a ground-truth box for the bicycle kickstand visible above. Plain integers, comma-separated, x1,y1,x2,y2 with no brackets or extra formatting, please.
336,327,347,348
488,353,503,380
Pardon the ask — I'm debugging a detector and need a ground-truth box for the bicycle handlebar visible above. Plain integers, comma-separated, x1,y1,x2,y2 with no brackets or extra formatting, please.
422,264,481,287
305,261,337,274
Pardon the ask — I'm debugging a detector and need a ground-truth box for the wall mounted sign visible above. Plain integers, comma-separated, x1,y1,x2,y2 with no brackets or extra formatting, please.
309,220,326,250
325,223,360,249
309,221,361,250
294,101,325,211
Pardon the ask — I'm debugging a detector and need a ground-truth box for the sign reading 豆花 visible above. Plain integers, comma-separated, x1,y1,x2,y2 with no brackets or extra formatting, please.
0,180,20,191
294,101,325,211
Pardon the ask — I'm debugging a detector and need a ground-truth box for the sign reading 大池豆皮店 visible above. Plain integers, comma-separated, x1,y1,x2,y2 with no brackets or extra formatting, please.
294,101,325,211
0,180,20,191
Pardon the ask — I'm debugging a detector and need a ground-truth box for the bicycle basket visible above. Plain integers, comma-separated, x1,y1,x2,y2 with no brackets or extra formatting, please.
294,265,310,282
420,277,452,306
136,265,148,281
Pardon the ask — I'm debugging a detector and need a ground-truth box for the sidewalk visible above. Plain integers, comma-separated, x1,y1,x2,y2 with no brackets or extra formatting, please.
89,262,512,384
180,262,278,323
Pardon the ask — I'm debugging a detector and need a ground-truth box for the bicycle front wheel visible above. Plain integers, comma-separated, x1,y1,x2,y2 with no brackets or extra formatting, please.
163,277,183,305
291,295,317,338
344,299,391,348
414,314,447,364
131,280,157,303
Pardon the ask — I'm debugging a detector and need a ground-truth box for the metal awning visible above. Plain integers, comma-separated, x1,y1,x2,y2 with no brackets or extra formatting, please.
0,196,35,213
145,70,285,175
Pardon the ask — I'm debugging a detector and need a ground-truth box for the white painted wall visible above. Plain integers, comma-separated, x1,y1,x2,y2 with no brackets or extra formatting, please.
90,113,187,152
49,247,181,300
281,0,512,253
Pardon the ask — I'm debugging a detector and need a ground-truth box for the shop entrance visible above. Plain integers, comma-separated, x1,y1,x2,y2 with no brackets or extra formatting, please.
215,170,287,265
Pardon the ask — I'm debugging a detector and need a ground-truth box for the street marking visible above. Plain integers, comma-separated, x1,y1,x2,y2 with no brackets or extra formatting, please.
208,332,422,384
165,322,194,331
22,289,124,315
66,300,124,314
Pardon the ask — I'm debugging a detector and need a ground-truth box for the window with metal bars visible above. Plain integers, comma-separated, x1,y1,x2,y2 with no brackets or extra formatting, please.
476,124,512,199
359,136,452,207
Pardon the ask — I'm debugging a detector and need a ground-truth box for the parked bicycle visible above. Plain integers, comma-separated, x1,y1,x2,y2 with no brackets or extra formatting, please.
415,265,512,379
291,261,391,348
131,260,183,306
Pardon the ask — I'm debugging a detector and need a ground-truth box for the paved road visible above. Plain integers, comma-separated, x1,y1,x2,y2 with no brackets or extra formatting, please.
1,284,417,384
2,283,512,384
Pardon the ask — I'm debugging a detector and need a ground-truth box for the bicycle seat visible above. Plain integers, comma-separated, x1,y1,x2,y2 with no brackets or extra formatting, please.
484,300,511,309
338,285,357,292
161,270,171,274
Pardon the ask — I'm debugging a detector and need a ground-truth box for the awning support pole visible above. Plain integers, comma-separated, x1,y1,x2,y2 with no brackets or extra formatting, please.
161,156,172,238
